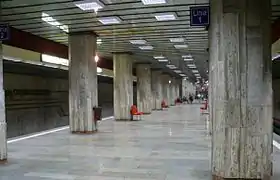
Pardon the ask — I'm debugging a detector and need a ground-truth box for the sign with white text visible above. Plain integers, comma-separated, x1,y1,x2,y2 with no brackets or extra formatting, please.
190,6,210,26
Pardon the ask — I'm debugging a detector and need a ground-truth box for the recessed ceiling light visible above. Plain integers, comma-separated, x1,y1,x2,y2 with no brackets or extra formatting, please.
42,12,68,32
184,58,193,61
141,0,166,5
169,38,184,43
189,66,196,69
187,65,196,67
154,55,165,59
97,38,102,45
174,44,188,49
74,0,104,12
129,39,147,44
98,17,121,25
179,74,186,77
158,59,169,62
192,70,199,73
155,13,176,21
174,70,182,73
182,55,192,58
194,74,200,76
139,46,153,50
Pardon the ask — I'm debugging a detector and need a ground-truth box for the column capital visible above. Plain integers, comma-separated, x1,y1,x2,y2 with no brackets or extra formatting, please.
112,51,133,55
68,31,98,37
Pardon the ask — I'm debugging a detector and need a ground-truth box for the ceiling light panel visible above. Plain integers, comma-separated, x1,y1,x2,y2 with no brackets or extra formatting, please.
129,40,147,44
154,55,165,59
98,17,121,25
41,12,68,33
158,59,169,62
182,55,192,58
174,70,182,73
139,46,153,50
141,0,166,5
155,13,176,21
180,74,186,77
74,0,104,11
174,44,188,49
169,38,185,43
184,58,193,61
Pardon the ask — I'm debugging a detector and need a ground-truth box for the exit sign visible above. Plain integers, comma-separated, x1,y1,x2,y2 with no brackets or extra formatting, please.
0,24,10,41
190,6,210,26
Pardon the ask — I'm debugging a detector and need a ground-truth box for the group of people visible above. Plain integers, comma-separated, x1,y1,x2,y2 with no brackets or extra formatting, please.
180,95,194,104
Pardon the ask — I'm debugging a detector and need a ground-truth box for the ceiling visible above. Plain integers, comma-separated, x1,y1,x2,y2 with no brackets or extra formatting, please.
2,0,280,82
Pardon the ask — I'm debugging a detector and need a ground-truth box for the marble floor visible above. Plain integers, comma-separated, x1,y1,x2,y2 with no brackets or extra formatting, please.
1,104,280,179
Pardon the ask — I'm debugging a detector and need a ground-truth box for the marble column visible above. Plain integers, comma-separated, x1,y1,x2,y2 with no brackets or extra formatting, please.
151,70,163,110
69,32,98,133
161,74,170,107
210,0,272,179
113,53,133,121
136,64,152,114
0,42,6,162
169,78,176,106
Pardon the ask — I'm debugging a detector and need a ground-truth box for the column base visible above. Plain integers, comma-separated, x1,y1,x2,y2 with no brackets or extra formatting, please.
115,119,133,121
71,130,97,134
143,112,151,115
212,175,270,180
0,159,7,164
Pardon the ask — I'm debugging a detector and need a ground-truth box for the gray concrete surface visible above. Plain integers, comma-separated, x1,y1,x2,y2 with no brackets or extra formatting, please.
0,104,211,179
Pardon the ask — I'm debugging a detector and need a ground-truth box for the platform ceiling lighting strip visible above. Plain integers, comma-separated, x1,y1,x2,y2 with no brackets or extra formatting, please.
139,46,154,50
182,55,192,58
97,38,102,45
184,58,193,61
42,54,103,73
41,13,68,33
169,38,184,43
192,70,199,73
141,0,166,5
130,40,147,45
179,74,186,77
155,13,176,21
74,0,104,12
98,17,121,25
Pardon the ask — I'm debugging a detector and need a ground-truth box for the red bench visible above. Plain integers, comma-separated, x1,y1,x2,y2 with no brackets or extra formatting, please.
161,100,169,108
130,105,143,120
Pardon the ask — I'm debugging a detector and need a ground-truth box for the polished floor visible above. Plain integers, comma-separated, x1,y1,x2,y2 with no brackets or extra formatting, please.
2,104,280,179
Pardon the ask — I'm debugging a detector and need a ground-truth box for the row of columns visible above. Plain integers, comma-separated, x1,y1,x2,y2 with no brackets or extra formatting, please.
0,31,182,161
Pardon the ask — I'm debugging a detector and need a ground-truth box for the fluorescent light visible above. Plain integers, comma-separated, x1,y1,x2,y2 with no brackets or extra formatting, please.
174,44,188,49
166,64,176,67
179,74,186,77
189,66,196,69
130,40,147,44
154,55,165,59
98,17,121,25
97,38,102,45
139,46,153,50
169,38,184,43
184,58,193,61
74,0,104,12
155,13,176,21
158,59,168,62
192,70,199,73
141,0,166,5
194,74,200,76
174,70,182,73
182,55,192,58
42,12,68,33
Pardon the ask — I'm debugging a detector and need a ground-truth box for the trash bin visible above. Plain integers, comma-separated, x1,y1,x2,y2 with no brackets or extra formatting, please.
93,106,102,122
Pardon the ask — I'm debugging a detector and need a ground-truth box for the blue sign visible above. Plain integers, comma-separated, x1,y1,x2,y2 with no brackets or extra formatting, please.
190,6,210,26
0,24,10,41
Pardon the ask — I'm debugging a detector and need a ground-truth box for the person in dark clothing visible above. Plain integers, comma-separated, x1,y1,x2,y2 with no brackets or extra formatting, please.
189,95,193,104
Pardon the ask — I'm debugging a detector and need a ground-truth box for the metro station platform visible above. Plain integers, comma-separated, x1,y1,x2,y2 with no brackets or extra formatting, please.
1,104,280,180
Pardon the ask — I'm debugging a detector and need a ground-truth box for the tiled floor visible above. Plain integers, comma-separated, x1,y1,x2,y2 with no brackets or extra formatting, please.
3,104,280,179
0,104,211,180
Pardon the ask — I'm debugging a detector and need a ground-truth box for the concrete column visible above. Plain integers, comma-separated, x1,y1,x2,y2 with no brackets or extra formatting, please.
136,64,152,114
69,32,98,133
210,0,272,179
0,42,6,162
169,79,176,106
113,53,133,121
151,70,163,110
161,74,170,106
